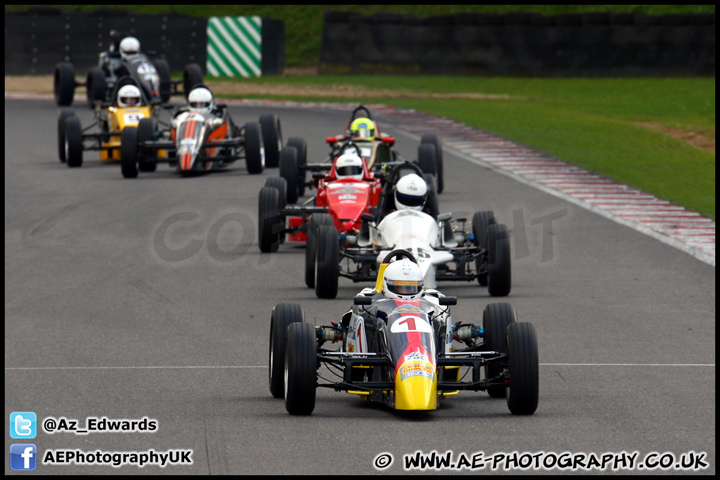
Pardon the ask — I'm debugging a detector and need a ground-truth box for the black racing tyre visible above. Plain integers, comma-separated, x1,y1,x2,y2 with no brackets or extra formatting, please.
259,113,283,168
137,118,158,172
487,223,512,297
286,137,307,196
120,126,139,178
472,211,496,286
422,173,440,219
258,186,282,253
314,225,339,299
305,213,334,288
182,63,204,98
57,110,75,162
417,143,438,184
421,134,444,193
64,116,83,168
244,122,264,174
86,67,107,108
483,302,517,398
279,147,299,204
54,62,76,106
269,303,304,398
152,59,172,103
284,322,317,415
506,322,539,415
264,176,288,211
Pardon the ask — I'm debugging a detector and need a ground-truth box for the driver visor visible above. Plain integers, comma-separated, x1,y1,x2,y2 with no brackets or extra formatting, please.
336,165,363,177
395,191,426,208
387,280,422,295
190,102,210,109
120,96,139,106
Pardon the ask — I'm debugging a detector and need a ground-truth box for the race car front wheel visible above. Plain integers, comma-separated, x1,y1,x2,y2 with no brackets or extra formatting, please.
487,223,512,297
120,127,139,178
64,116,83,168
137,118,158,172
260,113,283,168
483,302,516,398
279,147,299,204
315,225,339,299
258,186,281,253
244,122,264,174
506,322,539,415
269,303,304,398
57,110,75,163
305,213,334,288
284,322,317,415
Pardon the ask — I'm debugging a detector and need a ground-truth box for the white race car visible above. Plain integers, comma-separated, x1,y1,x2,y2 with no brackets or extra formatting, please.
310,202,511,299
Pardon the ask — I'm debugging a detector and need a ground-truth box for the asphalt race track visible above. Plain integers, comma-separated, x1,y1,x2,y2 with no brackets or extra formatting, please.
5,98,715,475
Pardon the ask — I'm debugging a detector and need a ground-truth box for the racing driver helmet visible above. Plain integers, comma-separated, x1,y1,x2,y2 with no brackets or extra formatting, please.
117,85,142,107
394,173,427,211
349,117,376,140
119,37,140,59
382,259,424,300
335,153,364,181
188,87,214,113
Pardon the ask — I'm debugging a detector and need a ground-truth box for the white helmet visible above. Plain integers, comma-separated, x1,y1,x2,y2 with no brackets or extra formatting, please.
188,87,213,112
394,173,427,211
119,37,140,58
382,259,424,299
335,153,364,180
117,85,142,107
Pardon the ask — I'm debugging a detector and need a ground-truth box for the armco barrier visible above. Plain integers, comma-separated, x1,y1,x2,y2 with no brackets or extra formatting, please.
320,11,715,76
4,8,283,76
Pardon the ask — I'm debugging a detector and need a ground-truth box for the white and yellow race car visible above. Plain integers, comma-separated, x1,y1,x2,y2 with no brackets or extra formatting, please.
57,77,167,168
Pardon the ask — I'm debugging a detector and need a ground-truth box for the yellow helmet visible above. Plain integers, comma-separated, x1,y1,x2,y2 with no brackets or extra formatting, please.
349,117,376,140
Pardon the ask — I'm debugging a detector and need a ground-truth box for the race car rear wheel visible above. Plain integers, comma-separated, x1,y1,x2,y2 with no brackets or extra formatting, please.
259,113,283,168
286,137,307,197
86,67,107,108
258,186,282,252
506,322,539,415
182,63,204,98
279,147,299,204
305,213,334,288
244,122,264,174
153,59,172,103
422,173,440,218
284,322,317,415
54,62,76,107
483,302,516,398
57,110,75,162
421,134,444,193
120,127,139,178
472,211,496,286
315,225,339,299
64,115,83,168
487,223,512,297
417,144,438,191
269,303,304,398
137,118,158,172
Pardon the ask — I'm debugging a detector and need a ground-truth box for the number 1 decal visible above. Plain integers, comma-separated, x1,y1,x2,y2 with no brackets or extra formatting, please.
391,315,433,333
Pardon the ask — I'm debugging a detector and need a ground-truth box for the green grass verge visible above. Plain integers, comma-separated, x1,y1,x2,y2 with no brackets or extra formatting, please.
217,76,716,219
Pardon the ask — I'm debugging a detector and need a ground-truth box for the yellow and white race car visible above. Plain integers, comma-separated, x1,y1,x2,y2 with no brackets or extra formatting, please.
57,77,167,168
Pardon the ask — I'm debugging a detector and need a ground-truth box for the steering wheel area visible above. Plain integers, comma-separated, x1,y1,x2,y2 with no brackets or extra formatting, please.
382,249,418,265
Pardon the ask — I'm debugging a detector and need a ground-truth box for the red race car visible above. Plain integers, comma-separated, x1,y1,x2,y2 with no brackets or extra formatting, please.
258,147,383,287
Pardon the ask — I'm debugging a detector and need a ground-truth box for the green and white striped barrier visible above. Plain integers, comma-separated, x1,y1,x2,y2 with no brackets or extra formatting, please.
206,16,262,77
